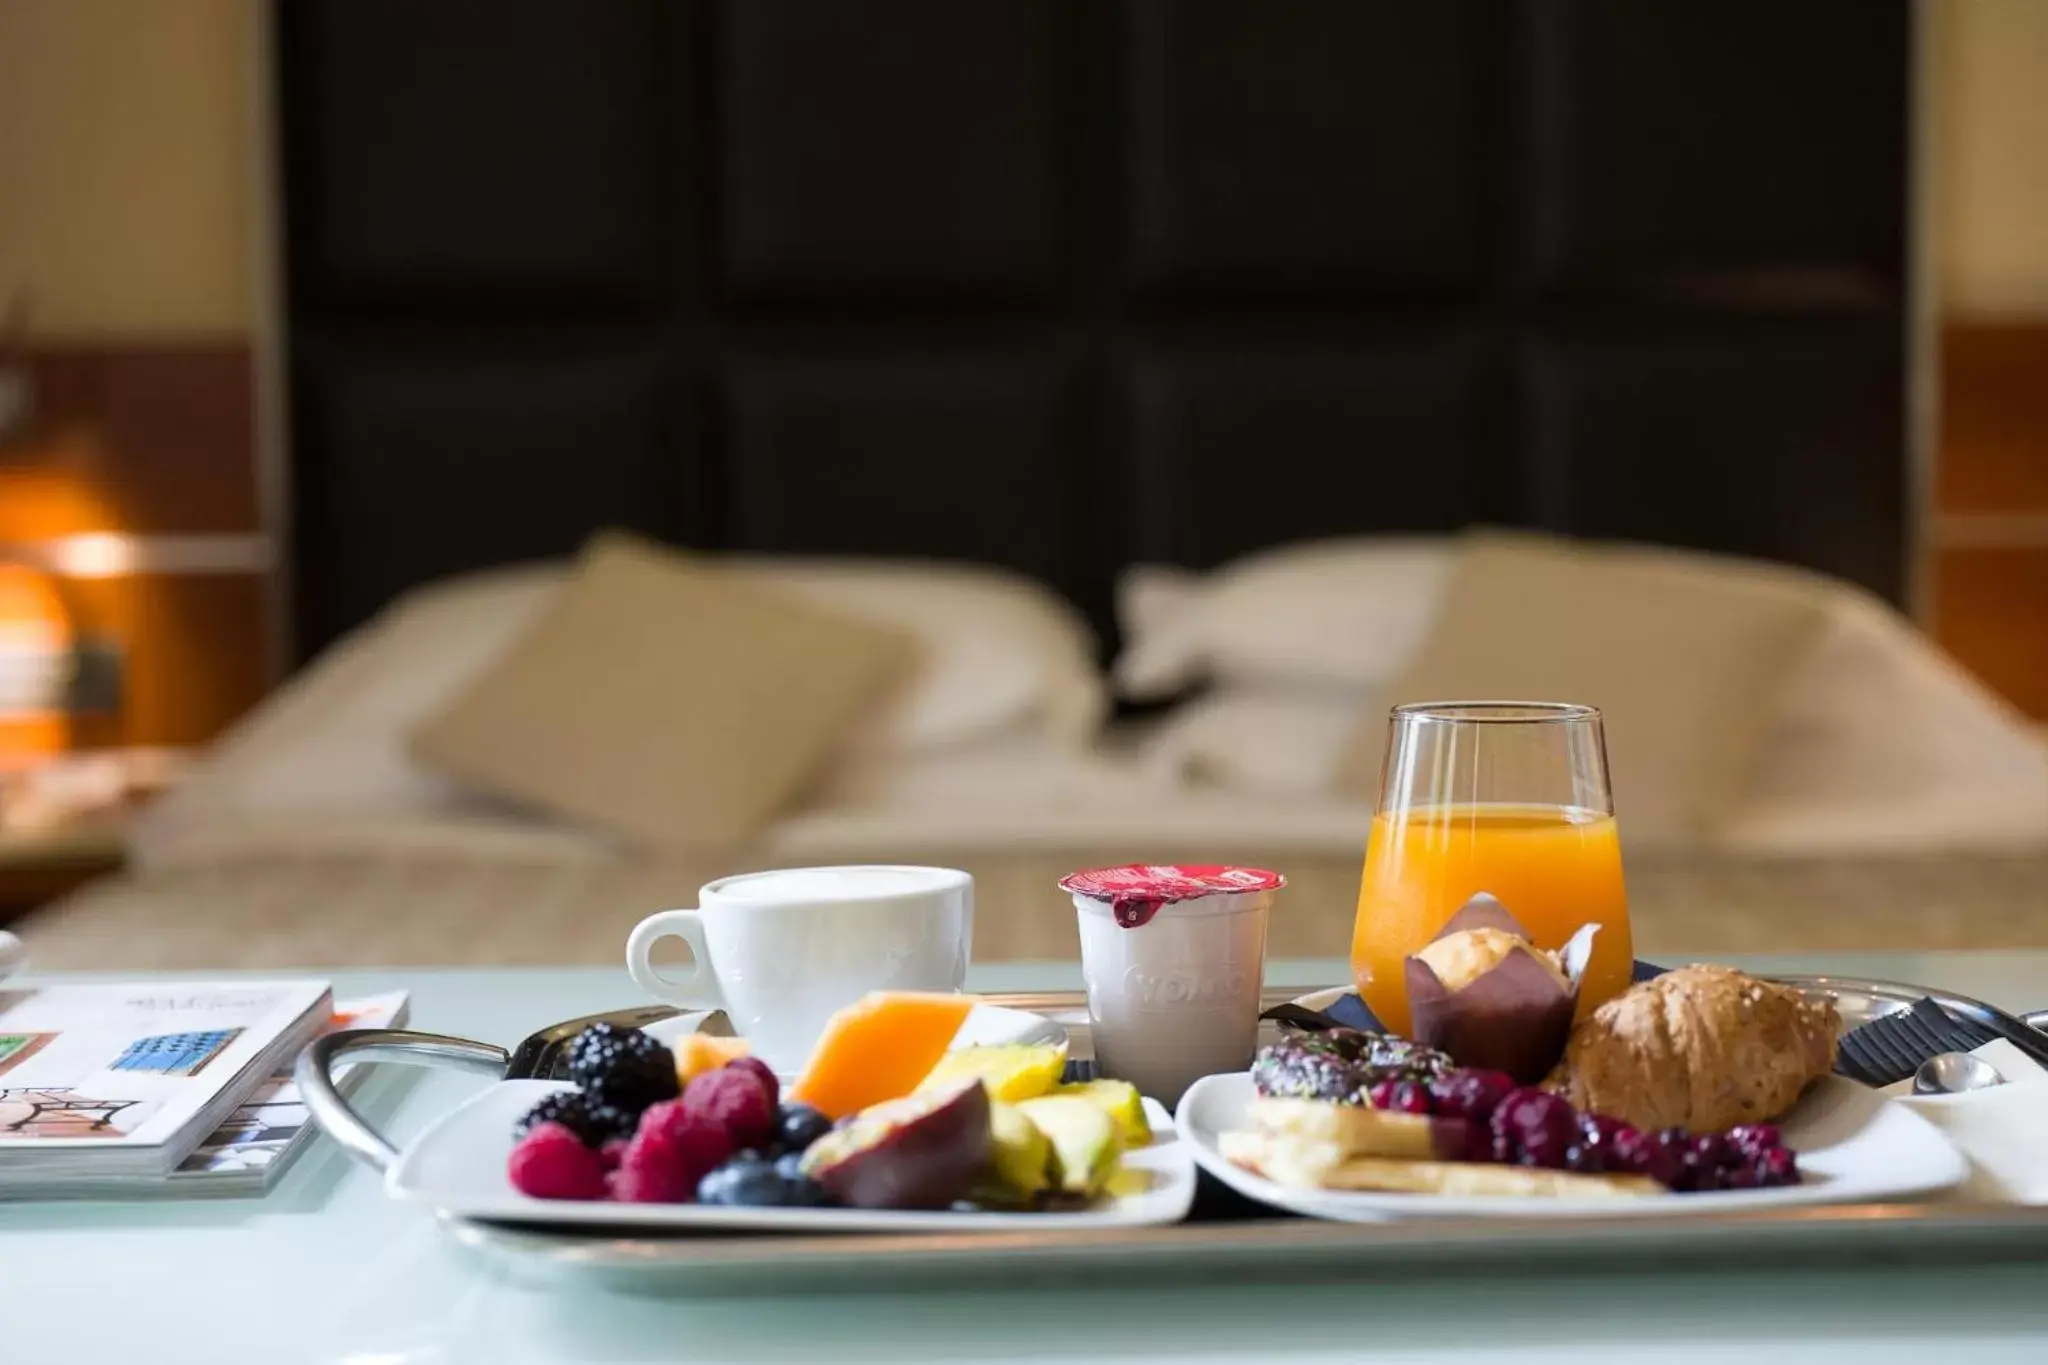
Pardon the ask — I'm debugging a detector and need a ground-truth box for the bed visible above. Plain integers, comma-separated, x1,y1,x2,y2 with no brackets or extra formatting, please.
21,538,2048,971
35,0,2036,973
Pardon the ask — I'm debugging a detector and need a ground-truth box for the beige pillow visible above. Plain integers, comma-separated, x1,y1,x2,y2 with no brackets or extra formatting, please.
1342,532,1828,845
409,531,918,848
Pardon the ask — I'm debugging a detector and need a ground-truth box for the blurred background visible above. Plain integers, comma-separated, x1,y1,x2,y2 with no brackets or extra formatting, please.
0,0,2044,966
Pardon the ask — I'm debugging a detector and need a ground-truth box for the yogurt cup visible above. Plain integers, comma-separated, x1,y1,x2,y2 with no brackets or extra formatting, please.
1060,864,1285,1106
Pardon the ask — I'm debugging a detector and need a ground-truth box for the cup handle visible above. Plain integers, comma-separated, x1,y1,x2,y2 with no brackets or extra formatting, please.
626,909,723,1010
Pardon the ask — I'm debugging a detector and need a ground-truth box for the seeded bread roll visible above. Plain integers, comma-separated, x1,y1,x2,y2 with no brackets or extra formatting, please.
1552,964,1838,1133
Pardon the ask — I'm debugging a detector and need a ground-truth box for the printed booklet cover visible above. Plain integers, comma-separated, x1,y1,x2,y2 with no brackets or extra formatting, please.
0,980,333,1181
168,990,411,1194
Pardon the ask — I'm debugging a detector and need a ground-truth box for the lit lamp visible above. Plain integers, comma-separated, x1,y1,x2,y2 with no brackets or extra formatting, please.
0,559,73,774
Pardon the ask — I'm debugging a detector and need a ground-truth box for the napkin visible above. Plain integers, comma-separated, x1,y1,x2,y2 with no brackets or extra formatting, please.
1887,1040,2048,1203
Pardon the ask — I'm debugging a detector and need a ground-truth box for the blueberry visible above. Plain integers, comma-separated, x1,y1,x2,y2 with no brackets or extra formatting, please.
774,1151,830,1206
696,1155,787,1208
775,1102,834,1154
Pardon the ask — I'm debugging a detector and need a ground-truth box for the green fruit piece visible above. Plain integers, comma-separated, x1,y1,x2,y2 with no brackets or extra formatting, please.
1051,1079,1150,1149
1014,1095,1119,1198
918,1043,1069,1104
975,1103,1054,1207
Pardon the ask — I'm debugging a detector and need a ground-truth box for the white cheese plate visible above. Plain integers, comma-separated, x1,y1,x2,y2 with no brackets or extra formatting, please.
1177,1069,1967,1222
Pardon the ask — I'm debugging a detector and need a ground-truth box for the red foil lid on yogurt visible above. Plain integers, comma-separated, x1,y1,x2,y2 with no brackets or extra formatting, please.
1059,864,1286,929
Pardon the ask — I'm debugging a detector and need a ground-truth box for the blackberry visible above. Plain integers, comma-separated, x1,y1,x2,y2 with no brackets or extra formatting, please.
514,1090,633,1147
1251,1028,1451,1106
566,1022,681,1114
586,1102,640,1143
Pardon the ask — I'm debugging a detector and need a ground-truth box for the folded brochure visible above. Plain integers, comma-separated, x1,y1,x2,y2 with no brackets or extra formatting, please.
0,979,333,1185
168,990,410,1193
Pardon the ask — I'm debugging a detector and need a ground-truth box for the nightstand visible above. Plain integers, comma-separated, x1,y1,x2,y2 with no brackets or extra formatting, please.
0,748,187,925
0,823,127,924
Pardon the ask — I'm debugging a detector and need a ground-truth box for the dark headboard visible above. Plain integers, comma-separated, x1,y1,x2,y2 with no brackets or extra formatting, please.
274,0,1911,664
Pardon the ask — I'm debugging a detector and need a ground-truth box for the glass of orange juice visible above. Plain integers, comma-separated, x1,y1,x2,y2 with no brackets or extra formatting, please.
1350,701,1632,1036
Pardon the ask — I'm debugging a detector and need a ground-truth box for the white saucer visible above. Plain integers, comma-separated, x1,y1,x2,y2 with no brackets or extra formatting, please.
0,932,23,984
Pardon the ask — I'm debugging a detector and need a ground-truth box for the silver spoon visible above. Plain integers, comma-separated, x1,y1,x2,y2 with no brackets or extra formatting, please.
1912,1051,2006,1096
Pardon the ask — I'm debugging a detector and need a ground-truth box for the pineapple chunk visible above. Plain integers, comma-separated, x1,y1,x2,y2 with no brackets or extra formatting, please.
1051,1079,1150,1149
917,1043,1069,1104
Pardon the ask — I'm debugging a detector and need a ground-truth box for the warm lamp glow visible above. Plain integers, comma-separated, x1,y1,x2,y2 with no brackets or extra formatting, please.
0,445,121,542
47,532,132,579
0,561,72,772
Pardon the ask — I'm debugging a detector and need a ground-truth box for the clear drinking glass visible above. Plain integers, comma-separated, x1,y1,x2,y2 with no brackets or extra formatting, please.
1348,701,1633,1036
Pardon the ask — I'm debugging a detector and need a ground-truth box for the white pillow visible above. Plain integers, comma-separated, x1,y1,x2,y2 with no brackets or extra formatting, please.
1124,573,2048,857
803,733,1168,810
1112,537,1454,699
730,559,1104,754
133,556,1108,865
1133,689,1368,798
1719,582,2048,854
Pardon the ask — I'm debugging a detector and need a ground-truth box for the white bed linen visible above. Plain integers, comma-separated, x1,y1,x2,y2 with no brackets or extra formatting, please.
130,556,1112,869
131,541,2048,871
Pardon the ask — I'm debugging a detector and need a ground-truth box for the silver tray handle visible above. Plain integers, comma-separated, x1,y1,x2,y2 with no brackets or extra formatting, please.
295,1028,510,1175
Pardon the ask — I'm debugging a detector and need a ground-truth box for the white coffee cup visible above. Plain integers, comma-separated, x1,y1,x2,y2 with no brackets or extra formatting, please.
626,865,973,1074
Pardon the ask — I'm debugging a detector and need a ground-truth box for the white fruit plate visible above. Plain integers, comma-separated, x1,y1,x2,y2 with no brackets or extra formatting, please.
388,1081,1193,1232
1176,1070,1967,1222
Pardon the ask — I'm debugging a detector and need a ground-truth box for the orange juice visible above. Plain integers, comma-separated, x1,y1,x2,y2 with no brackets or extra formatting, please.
1350,803,1631,1036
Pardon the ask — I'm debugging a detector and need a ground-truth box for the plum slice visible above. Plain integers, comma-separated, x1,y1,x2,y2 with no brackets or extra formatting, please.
799,1077,992,1210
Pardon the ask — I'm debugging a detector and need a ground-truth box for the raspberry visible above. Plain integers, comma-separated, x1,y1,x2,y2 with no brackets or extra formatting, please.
1563,1144,1603,1174
598,1139,628,1172
1689,1133,1732,1170
1578,1113,1632,1152
566,1022,680,1115
1757,1147,1800,1187
1727,1124,1783,1158
612,1099,733,1203
1427,1069,1516,1124
727,1055,781,1111
1491,1088,1577,1169
507,1122,607,1201
1392,1081,1433,1115
683,1064,776,1148
1611,1128,1683,1187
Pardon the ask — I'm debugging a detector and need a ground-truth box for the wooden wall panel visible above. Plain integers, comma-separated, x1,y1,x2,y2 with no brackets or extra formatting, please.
1932,322,2048,719
1933,547,2048,719
3,344,269,748
1938,323,2048,514
7,346,257,534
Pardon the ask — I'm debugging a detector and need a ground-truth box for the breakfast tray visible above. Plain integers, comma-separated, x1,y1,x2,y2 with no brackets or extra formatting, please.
301,981,2048,1296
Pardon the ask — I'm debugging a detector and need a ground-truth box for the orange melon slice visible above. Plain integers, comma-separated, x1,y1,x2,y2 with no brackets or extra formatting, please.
787,991,977,1119
672,1032,752,1085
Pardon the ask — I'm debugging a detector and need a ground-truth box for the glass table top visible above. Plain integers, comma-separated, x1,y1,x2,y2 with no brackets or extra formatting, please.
3,953,2048,1364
